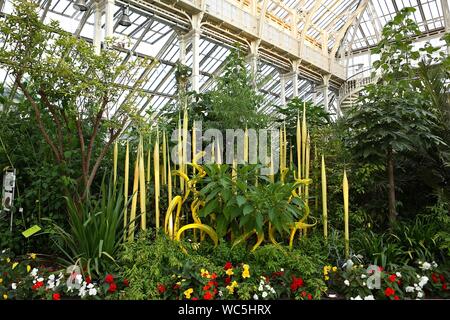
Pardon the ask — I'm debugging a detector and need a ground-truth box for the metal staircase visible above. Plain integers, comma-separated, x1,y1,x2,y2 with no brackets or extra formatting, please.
338,68,378,111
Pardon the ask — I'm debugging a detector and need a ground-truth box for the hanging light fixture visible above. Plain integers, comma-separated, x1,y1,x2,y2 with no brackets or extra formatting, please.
118,5,132,27
73,0,88,12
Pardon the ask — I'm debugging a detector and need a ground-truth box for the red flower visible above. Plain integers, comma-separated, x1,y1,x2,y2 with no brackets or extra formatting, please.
443,283,448,291
108,282,117,293
203,285,210,291
290,276,304,292
203,291,213,300
173,284,180,290
439,274,446,283
157,284,166,294
301,291,307,297
123,279,129,287
432,273,439,283
388,274,397,283
211,273,217,280
397,280,401,286
378,266,384,272
85,276,91,284
52,293,61,300
384,287,395,297
307,293,312,300
32,281,44,290
224,277,231,285
105,274,114,284
213,288,218,295
224,262,233,270
208,280,218,287
394,295,400,300
192,297,198,301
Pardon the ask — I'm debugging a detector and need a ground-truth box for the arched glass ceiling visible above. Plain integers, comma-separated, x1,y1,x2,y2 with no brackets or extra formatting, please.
0,0,448,117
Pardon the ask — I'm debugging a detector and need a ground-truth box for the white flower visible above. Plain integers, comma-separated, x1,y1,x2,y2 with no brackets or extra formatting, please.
47,281,55,290
11,283,17,290
419,276,428,288
48,274,55,281
253,294,259,300
75,274,83,284
30,268,38,277
37,277,44,282
395,272,401,278
417,291,424,298
405,286,414,293
262,292,268,298
265,285,271,290
88,288,97,296
218,291,223,297
362,282,366,287
420,262,431,270
344,280,350,286
280,268,284,272
350,295,362,300
364,295,375,300
361,274,367,279
87,283,94,289
78,283,87,298
258,285,263,292
432,261,438,268
271,288,276,294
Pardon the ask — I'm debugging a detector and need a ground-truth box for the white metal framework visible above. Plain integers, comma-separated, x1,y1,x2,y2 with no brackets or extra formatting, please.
0,0,448,117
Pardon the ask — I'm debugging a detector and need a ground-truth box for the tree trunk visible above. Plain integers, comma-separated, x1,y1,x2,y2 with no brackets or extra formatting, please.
387,147,396,224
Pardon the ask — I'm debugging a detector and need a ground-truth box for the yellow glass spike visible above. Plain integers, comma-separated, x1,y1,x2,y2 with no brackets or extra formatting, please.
343,170,349,258
154,130,160,230
113,141,118,185
321,155,328,240
124,141,129,241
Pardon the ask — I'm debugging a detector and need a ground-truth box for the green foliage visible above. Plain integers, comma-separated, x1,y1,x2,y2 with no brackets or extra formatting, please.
47,176,126,276
345,7,445,221
0,0,152,196
196,164,304,239
159,46,269,131
118,233,327,300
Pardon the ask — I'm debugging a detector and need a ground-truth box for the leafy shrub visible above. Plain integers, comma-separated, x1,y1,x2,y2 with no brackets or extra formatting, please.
47,176,126,276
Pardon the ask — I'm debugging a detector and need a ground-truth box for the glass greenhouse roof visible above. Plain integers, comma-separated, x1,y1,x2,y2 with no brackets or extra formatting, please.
0,0,448,117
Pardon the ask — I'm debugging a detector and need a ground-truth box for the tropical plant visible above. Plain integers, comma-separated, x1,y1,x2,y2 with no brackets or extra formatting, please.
0,0,153,198
195,164,304,242
345,7,444,223
47,176,127,276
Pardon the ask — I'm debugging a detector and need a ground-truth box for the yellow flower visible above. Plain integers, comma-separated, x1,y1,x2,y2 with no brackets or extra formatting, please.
27,265,31,273
184,288,194,299
6,258,10,263
200,268,210,278
324,275,330,281
332,266,337,272
226,285,234,294
0,278,2,284
12,262,18,270
323,266,331,275
176,281,181,286
226,269,234,276
30,253,37,260
242,264,250,278
231,281,238,288
3,294,7,300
